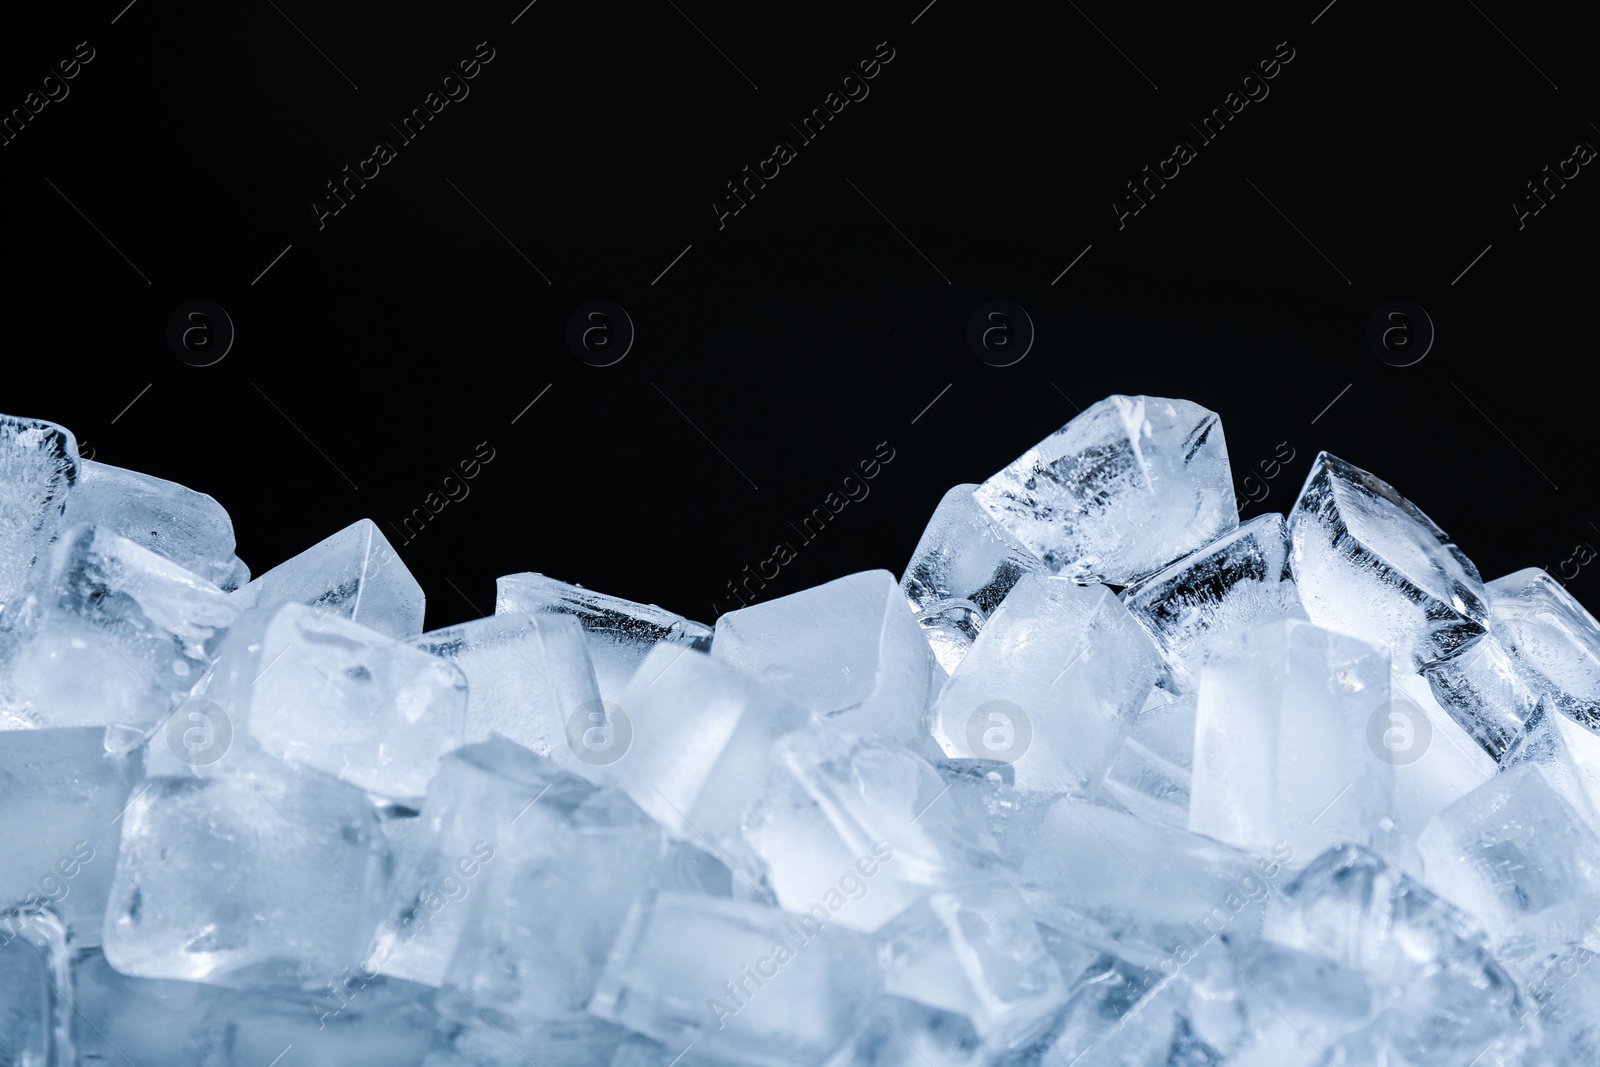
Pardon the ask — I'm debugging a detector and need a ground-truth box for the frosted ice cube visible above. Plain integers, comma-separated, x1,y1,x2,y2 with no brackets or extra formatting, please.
875,883,1068,1051
439,780,666,1038
63,458,249,592
1121,512,1303,689
0,908,72,1067
207,602,467,798
900,483,1046,673
932,573,1159,798
973,395,1236,585
746,730,1005,933
1288,451,1488,670
1417,762,1600,963
589,890,877,1067
1189,619,1393,858
0,727,141,946
495,571,711,701
712,570,938,748
102,759,393,989
415,611,601,757
1016,794,1291,970
369,737,584,986
237,518,423,639
601,644,808,851
0,414,78,624
1,523,238,730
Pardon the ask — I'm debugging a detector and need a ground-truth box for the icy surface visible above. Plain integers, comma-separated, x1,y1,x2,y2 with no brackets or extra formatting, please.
974,394,1236,585
5,398,1600,1063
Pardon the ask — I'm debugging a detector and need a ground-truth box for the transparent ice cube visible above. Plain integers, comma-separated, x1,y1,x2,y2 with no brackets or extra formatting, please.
237,518,424,639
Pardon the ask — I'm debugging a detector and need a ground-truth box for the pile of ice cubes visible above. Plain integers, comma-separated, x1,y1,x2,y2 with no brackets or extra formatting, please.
3,394,1599,1065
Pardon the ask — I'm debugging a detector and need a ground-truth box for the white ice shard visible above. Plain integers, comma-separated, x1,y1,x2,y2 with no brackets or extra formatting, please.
974,395,1236,585
1288,451,1487,670
0,414,78,625
63,459,249,592
495,571,711,702
236,518,423,639
932,573,1159,798
900,483,1046,673
712,569,937,748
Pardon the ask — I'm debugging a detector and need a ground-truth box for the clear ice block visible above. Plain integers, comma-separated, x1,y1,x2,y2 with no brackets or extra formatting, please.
900,483,1046,674
0,414,78,625
1,523,238,730
973,395,1237,585
1121,512,1303,689
1288,451,1488,670
207,601,467,799
102,759,393,989
932,573,1159,798
0,727,141,946
414,611,602,757
495,571,711,702
237,518,424,639
589,890,877,1067
63,458,249,592
1189,619,1393,859
712,570,938,748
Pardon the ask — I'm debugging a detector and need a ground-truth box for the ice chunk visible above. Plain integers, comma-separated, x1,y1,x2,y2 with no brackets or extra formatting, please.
63,458,249,592
206,602,467,798
1380,668,1496,871
601,645,808,850
1489,568,1600,722
495,571,711,701
1189,619,1392,858
1121,512,1303,689
1424,630,1537,759
369,738,583,986
102,759,393,989
237,518,423,639
900,483,1046,673
932,574,1159,798
1417,762,1600,965
71,947,440,1066
0,414,78,624
712,570,938,748
973,395,1236,585
746,731,1006,933
1,523,238,730
0,907,73,1066
1502,698,1600,828
589,890,877,1067
874,883,1068,1052
414,611,601,757
0,727,141,946
438,778,666,1045
1288,451,1487,670
1016,794,1292,970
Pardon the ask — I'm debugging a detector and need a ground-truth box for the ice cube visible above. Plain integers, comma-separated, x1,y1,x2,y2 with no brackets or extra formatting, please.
0,907,73,1067
973,395,1236,585
237,518,424,639
712,570,938,748
1,523,238,730
495,571,711,701
1121,512,1303,689
206,601,467,799
1488,568,1600,723
369,738,585,986
0,414,78,624
0,727,141,946
1380,668,1496,871
589,890,877,1067
600,644,808,852
63,458,249,592
745,730,1006,933
1288,451,1488,670
102,759,393,989
414,611,601,757
1189,619,1393,859
900,483,1046,674
932,573,1159,798
1423,631,1537,760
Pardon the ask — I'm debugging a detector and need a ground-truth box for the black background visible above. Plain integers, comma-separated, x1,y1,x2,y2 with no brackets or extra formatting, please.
3,0,1592,630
